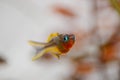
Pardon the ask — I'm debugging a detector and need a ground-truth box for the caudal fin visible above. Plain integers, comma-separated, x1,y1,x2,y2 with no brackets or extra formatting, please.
28,40,48,47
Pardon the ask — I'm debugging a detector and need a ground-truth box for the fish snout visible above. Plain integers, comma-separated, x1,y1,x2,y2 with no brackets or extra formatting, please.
69,34,75,42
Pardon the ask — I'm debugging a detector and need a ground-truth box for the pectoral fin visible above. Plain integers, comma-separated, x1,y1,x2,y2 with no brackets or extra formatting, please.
45,47,61,59
51,53,60,59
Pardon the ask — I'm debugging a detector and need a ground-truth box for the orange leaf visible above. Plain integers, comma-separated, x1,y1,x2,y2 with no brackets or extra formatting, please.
76,63,94,75
100,44,117,63
53,5,76,18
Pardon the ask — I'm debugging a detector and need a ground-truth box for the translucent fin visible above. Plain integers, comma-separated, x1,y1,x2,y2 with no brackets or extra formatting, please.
32,50,47,61
28,40,50,47
32,46,61,61
51,53,60,59
45,47,61,59
32,52,60,61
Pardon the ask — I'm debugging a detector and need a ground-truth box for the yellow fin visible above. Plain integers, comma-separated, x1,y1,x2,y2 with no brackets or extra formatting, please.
51,53,60,59
47,33,59,42
28,40,46,46
32,46,62,61
32,50,47,61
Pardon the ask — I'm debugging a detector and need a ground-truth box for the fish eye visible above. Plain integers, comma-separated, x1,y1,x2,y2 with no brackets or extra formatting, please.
63,35,69,42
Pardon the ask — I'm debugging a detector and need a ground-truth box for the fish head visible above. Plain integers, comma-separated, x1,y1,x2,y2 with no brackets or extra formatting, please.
58,34,75,49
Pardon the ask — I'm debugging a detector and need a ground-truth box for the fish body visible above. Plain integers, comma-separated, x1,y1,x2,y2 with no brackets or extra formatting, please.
28,33,75,61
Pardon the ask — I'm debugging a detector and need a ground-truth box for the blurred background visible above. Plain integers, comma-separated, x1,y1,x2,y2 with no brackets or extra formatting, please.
0,0,120,80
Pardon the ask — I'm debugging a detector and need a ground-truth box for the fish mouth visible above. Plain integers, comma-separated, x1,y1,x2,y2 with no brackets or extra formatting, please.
69,34,75,42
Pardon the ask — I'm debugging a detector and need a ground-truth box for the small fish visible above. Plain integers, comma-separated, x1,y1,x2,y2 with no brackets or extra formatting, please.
28,33,75,61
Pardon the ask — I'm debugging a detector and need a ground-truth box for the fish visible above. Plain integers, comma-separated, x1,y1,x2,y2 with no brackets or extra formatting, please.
28,33,75,61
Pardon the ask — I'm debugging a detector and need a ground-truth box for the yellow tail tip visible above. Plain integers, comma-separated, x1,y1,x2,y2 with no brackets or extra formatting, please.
32,57,37,61
32,55,42,61
28,40,33,45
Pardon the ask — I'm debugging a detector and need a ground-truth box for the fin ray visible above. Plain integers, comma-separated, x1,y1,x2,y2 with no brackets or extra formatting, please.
28,40,49,46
